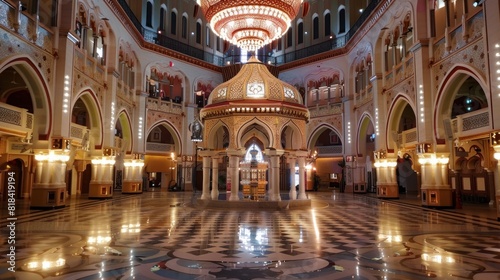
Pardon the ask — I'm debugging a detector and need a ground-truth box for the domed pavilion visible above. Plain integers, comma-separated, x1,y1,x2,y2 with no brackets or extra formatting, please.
197,57,311,204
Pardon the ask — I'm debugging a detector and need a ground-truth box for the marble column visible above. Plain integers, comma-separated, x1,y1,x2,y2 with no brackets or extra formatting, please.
122,157,144,194
268,154,281,201
227,154,240,201
418,153,452,207
297,155,307,199
288,156,297,200
89,155,115,199
374,151,399,199
201,156,211,199
211,156,220,200
31,152,70,208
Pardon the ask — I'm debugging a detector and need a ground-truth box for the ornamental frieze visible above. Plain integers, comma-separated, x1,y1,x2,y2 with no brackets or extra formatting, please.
433,41,485,92
0,28,54,89
308,114,343,139
73,71,105,104
146,111,183,134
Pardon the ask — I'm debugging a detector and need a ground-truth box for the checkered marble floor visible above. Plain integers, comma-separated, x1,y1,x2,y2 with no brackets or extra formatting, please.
1,190,499,279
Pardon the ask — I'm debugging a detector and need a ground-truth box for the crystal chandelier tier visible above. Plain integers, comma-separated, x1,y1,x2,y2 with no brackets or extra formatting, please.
198,0,303,51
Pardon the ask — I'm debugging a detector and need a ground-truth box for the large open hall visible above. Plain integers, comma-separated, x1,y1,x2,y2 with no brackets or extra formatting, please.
1,0,500,279
1,190,499,279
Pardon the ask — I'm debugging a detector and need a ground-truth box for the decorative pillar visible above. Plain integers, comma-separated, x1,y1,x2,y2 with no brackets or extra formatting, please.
227,152,241,201
297,154,307,199
211,156,220,200
288,156,297,200
122,154,144,194
201,155,211,199
73,160,88,195
89,148,115,199
374,150,398,198
31,150,70,208
491,132,500,220
461,0,469,41
418,152,452,207
266,148,283,201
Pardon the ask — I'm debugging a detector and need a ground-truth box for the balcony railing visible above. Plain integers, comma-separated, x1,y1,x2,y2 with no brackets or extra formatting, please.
316,145,343,156
0,102,33,138
146,142,174,153
399,128,417,148
70,123,90,148
451,108,490,138
309,102,343,118
113,0,385,67
147,97,183,115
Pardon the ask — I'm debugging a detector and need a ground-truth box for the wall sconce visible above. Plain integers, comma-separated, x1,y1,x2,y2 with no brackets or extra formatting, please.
473,0,484,7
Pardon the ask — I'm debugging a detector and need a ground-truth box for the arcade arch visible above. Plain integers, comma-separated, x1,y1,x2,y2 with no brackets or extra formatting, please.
435,70,492,204
307,124,344,190
144,121,181,190
0,61,51,199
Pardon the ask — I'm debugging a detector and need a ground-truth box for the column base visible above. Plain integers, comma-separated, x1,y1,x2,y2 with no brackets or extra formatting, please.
211,188,219,200
30,183,66,209
421,188,453,207
122,181,143,194
354,182,367,193
377,184,399,198
89,182,113,199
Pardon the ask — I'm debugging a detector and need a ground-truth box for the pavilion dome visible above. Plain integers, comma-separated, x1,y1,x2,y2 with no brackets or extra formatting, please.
206,56,304,106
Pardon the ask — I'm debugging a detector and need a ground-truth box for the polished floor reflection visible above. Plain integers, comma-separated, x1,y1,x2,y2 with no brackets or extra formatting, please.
1,190,499,280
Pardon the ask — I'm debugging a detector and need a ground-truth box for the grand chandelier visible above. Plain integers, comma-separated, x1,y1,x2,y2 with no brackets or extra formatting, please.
197,0,303,51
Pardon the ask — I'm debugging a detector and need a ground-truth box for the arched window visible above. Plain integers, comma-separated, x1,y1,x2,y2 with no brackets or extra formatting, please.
170,11,177,35
196,21,202,44
313,15,319,39
146,1,153,28
324,12,331,36
338,8,346,34
286,27,293,48
159,6,166,31
297,21,304,44
205,25,211,46
181,15,187,38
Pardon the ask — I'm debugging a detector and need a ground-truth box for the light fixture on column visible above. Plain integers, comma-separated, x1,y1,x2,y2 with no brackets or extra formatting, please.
197,0,303,51
473,0,484,7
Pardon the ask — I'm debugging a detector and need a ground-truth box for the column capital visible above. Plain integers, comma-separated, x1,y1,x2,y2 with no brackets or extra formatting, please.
294,150,309,157
264,148,285,156
226,148,245,157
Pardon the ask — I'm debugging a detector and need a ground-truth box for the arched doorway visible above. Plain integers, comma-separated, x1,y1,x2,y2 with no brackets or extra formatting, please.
395,104,418,194
0,62,51,201
450,77,490,203
145,122,179,191
69,92,103,196
357,115,377,193
307,125,344,191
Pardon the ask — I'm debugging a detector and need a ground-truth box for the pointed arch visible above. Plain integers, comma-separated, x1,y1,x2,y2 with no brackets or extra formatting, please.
146,120,182,155
280,120,304,150
0,57,52,140
434,65,490,141
386,94,416,150
206,120,230,150
356,113,376,156
116,110,133,154
236,118,274,149
73,89,104,148
307,123,343,153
